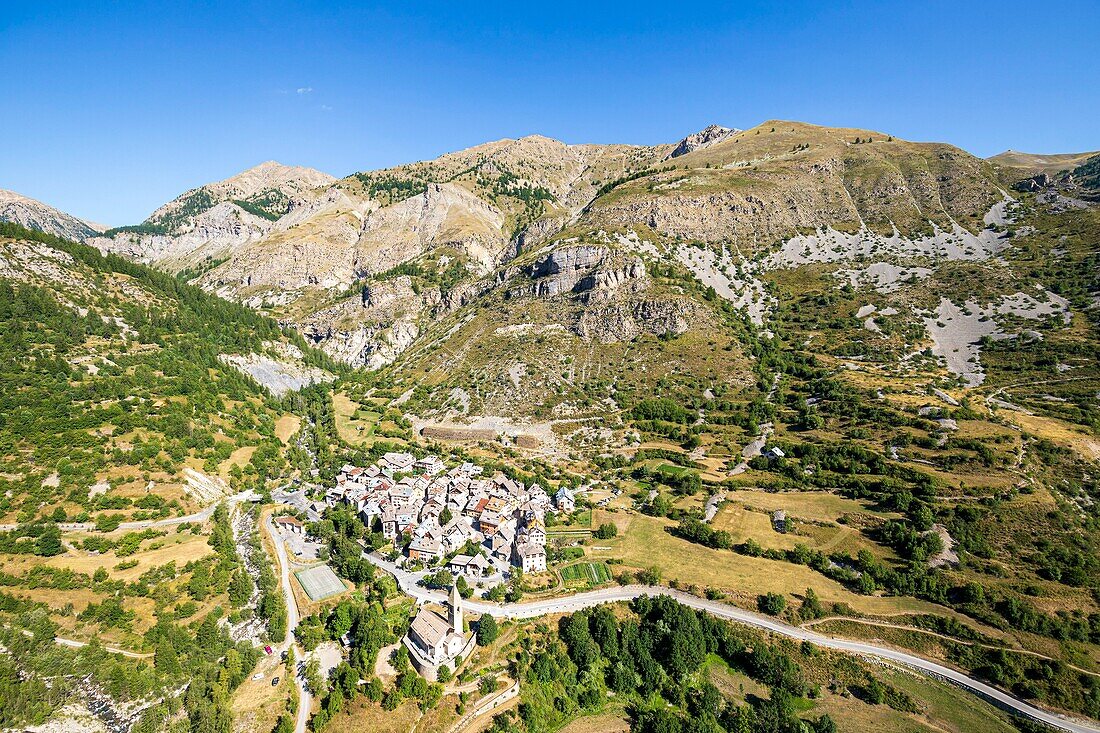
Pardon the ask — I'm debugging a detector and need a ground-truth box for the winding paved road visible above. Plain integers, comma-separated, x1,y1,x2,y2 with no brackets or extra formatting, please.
266,515,312,733
366,552,1100,733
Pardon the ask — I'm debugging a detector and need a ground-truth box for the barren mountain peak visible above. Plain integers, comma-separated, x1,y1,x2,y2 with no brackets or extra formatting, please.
0,187,99,241
667,123,741,158
218,159,336,189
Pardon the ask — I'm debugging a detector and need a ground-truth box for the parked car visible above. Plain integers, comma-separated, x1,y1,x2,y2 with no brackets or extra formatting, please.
271,676,280,686
251,673,264,681
264,645,274,655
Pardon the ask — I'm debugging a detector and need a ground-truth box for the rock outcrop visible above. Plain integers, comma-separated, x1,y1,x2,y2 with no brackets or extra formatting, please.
666,124,740,159
511,245,647,300
93,202,274,269
295,276,452,369
575,298,701,342
1013,173,1053,193
300,317,420,370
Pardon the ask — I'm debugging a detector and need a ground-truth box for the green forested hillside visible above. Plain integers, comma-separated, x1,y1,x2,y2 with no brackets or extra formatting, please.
0,222,336,523
0,223,317,730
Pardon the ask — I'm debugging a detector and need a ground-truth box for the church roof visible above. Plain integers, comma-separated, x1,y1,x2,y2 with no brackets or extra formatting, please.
409,607,452,648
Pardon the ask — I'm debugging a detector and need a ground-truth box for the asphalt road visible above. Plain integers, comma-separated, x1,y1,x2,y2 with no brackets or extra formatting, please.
267,515,311,733
366,552,1100,733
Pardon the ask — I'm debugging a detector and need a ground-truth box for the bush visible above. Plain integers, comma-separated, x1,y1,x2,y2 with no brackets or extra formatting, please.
758,592,787,616
594,523,618,539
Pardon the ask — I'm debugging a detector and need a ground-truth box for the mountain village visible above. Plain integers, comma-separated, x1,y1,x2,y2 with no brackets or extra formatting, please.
3,27,1099,728
323,452,569,582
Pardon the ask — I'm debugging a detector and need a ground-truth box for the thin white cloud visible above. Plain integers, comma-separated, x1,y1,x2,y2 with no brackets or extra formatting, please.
296,87,313,95
320,104,333,111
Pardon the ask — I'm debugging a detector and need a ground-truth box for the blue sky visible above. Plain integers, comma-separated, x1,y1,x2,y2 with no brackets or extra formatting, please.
2,0,1098,225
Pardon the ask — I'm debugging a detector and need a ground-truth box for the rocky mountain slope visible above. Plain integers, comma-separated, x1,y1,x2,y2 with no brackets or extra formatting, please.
90,160,336,273
0,188,102,242
135,122,1012,380
0,221,331,517
5,122,1095,427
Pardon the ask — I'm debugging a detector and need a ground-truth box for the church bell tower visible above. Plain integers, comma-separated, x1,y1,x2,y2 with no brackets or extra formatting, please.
450,582,463,634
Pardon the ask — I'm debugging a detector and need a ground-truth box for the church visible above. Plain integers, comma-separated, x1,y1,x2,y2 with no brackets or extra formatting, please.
403,584,474,680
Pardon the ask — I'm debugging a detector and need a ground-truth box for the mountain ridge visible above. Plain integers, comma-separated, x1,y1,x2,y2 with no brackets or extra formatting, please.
1,120,1092,380
0,188,103,242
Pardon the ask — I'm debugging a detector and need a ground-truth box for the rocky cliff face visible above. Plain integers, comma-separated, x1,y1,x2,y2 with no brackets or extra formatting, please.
510,245,647,300
575,297,701,343
0,189,100,242
666,124,740,159
92,201,274,269
299,313,421,370
197,181,511,301
292,274,489,369
354,182,509,274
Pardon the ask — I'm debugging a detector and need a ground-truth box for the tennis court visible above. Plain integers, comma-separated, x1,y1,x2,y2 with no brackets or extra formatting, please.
295,564,347,601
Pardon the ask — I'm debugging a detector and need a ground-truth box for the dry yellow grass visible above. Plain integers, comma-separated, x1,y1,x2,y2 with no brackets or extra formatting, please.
232,655,295,733
275,414,301,444
333,391,386,447
416,695,462,733
591,511,943,616
333,392,359,437
466,620,521,671
467,695,520,733
219,446,257,480
710,504,800,551
8,587,101,617
558,712,630,733
954,420,1019,441
907,465,1018,492
1006,412,1100,461
725,489,896,523
126,596,159,634
42,530,213,581
812,667,1018,733
323,698,421,733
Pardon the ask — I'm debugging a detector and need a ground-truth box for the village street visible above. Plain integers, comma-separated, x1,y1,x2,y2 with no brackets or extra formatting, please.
266,514,312,733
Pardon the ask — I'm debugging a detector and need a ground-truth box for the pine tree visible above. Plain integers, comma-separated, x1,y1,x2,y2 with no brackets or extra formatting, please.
228,570,252,606
155,639,181,675
476,614,499,646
